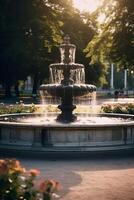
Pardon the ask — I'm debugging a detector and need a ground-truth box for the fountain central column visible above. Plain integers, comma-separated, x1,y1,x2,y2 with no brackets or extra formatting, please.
57,90,76,122
57,35,76,122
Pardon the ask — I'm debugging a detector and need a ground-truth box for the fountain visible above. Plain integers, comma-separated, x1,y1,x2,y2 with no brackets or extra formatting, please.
0,36,134,155
39,35,96,123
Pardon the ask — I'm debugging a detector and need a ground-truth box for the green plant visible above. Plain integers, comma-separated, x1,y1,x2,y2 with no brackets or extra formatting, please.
0,102,37,115
126,103,134,115
101,104,112,113
112,104,126,114
0,159,60,200
101,103,134,115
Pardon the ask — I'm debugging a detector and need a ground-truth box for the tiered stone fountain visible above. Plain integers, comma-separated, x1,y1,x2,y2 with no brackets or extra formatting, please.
40,35,96,123
0,36,134,156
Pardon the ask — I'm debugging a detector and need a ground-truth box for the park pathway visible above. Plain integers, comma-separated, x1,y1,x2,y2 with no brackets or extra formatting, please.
21,156,134,200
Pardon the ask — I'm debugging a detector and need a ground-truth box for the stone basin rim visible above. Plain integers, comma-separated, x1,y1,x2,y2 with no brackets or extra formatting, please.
0,113,134,128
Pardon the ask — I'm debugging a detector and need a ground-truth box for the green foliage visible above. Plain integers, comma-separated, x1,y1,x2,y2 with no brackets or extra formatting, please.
85,62,108,86
112,104,126,114
0,0,99,95
0,0,65,95
101,103,134,114
101,104,113,113
85,0,134,69
60,8,98,84
0,102,37,115
126,103,134,114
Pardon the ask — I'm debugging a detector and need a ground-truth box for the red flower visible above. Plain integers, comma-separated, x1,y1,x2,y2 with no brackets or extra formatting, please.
39,179,60,193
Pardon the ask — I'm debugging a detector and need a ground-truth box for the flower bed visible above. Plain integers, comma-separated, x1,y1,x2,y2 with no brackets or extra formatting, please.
0,159,60,200
0,102,37,115
101,103,134,114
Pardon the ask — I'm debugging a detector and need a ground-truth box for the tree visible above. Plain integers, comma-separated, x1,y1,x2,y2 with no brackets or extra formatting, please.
0,0,64,96
85,0,134,69
60,6,98,84
0,0,100,97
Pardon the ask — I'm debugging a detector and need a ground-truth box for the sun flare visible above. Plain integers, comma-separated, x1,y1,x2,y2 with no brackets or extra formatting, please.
73,0,100,12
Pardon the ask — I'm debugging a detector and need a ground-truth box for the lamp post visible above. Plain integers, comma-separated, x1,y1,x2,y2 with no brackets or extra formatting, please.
124,69,128,95
130,70,134,95
110,63,114,93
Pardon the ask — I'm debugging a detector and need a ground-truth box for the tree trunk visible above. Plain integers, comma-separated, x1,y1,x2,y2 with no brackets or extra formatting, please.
32,73,38,96
5,81,11,97
14,81,20,97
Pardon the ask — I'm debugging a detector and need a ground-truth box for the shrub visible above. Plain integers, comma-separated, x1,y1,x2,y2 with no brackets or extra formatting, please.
112,104,126,114
126,103,134,115
0,159,60,200
101,104,113,113
0,102,37,115
101,103,134,114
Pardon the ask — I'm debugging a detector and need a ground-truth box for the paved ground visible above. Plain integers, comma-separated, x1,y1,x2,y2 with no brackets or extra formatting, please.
19,156,134,200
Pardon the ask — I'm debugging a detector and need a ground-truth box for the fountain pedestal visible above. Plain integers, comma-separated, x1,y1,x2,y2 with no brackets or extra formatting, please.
57,94,76,123
57,65,76,122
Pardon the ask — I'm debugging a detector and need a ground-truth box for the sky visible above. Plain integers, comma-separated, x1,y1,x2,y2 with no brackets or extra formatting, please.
73,0,100,12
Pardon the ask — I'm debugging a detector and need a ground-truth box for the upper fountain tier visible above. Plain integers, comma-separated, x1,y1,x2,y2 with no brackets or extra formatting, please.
50,35,84,70
59,34,78,64
40,35,96,95
49,35,86,85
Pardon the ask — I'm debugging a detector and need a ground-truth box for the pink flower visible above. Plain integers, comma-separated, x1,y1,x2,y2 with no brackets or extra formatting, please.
39,179,60,193
29,169,40,177
0,160,8,175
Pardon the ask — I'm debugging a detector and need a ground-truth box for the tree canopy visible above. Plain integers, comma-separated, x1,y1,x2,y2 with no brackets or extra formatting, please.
0,0,98,96
85,0,134,70
0,0,133,96
0,0,66,96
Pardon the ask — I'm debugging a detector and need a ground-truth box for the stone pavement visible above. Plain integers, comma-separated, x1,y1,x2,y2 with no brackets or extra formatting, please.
20,156,134,200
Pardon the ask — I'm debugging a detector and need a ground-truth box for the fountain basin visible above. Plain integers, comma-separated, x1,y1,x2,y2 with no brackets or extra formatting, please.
0,113,134,154
50,63,84,70
40,84,96,97
39,83,96,123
